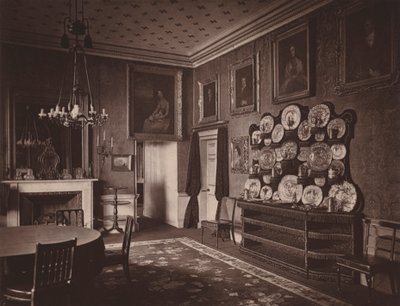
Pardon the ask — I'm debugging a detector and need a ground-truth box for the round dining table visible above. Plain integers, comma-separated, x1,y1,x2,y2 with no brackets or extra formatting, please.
0,225,105,304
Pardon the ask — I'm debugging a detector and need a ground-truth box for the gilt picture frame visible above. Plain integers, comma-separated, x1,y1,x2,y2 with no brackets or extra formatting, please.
231,136,249,174
230,53,260,115
272,22,311,104
127,64,183,141
198,75,219,124
335,1,399,95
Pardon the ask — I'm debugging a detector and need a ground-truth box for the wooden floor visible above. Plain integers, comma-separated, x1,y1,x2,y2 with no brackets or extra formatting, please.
102,217,399,306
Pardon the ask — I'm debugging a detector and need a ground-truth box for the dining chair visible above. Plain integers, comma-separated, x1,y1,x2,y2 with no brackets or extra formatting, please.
2,238,77,306
201,197,237,248
56,208,84,227
103,215,134,282
336,219,400,300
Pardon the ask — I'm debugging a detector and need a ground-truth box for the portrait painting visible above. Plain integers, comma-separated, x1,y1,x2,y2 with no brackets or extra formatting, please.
230,55,260,115
272,22,311,104
111,154,132,172
231,136,249,174
198,76,219,124
335,1,398,95
127,64,183,141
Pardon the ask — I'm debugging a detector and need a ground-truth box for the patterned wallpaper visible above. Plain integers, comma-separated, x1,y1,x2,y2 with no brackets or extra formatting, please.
1,0,272,55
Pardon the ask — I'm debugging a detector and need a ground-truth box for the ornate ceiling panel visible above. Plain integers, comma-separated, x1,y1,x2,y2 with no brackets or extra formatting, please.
0,0,332,67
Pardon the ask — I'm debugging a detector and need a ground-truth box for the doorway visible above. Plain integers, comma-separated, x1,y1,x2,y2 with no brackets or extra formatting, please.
198,129,218,227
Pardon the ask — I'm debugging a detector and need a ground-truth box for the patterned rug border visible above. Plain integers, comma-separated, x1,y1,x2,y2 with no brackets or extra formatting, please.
106,237,353,306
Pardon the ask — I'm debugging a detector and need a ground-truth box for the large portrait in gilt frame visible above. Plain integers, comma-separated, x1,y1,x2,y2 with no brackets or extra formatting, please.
198,75,219,124
272,22,311,104
230,53,260,115
335,1,399,95
127,64,183,141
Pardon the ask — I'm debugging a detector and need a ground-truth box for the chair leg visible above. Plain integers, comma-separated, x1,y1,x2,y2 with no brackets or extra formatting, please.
201,226,204,244
336,265,341,293
231,226,236,245
216,228,219,248
366,275,372,302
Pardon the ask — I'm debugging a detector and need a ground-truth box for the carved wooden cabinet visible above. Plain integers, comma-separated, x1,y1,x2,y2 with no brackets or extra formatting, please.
238,200,363,280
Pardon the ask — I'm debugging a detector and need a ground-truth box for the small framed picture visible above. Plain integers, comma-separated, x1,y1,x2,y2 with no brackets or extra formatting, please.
198,75,219,124
231,136,249,174
272,22,311,103
230,54,260,115
111,154,133,172
335,1,398,95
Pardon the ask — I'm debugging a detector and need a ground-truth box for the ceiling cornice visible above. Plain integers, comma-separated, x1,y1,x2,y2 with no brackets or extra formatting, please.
1,0,333,68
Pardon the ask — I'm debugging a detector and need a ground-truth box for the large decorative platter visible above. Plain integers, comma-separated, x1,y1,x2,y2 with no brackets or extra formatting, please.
328,181,357,212
308,104,330,128
251,130,262,145
297,120,312,141
307,143,332,171
260,185,273,201
329,160,345,177
260,115,274,134
259,147,276,170
327,118,346,139
331,144,346,160
302,185,323,206
271,124,284,143
244,178,261,199
281,140,298,160
281,105,301,130
297,147,310,162
278,175,302,203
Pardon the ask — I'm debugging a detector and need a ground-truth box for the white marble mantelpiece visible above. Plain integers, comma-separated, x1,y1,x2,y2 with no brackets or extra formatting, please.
1,179,98,228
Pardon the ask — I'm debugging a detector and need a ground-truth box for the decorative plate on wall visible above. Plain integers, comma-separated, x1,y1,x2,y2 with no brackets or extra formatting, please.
302,185,323,206
260,115,275,134
307,142,332,171
328,181,357,212
297,147,310,162
244,178,261,199
259,147,276,170
331,144,347,160
308,104,330,128
251,130,262,145
260,185,273,200
271,124,284,143
297,120,312,141
329,160,345,177
281,140,298,160
278,175,302,203
327,118,346,139
281,105,301,130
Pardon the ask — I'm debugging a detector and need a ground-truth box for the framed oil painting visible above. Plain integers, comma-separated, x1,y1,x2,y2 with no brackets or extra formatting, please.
111,154,132,172
230,53,260,115
231,136,249,174
272,22,311,104
335,1,398,95
198,75,219,124
127,64,183,141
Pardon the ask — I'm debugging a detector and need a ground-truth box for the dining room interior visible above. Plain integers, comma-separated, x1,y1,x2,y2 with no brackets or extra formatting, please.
0,0,400,305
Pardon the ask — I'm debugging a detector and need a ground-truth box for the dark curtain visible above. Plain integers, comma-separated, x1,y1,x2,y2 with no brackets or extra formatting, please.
215,127,229,202
183,132,201,228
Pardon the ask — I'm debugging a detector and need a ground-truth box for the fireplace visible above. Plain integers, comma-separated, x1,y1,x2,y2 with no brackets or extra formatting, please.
1,179,97,228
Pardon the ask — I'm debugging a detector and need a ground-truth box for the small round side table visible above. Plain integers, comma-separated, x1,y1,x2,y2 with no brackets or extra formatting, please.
101,186,131,233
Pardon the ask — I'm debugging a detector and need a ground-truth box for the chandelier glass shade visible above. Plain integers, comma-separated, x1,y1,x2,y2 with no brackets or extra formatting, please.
38,0,107,128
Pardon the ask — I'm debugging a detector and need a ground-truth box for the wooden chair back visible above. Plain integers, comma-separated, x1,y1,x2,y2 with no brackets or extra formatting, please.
122,216,134,257
216,197,236,224
56,209,84,227
33,238,77,295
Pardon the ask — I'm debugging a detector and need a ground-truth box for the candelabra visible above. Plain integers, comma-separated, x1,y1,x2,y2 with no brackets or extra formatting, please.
97,133,113,166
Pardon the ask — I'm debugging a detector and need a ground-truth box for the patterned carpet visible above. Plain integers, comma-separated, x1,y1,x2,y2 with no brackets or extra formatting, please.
93,237,352,306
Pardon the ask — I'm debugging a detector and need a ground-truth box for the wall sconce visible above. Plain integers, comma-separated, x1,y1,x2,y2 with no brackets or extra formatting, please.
97,131,113,166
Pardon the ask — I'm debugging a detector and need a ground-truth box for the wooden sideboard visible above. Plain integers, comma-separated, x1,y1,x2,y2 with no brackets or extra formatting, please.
238,199,363,280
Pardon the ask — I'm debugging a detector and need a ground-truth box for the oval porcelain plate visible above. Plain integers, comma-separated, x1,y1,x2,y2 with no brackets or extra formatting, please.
260,185,273,201
308,104,330,128
281,105,301,130
259,147,276,170
260,115,274,134
244,178,261,199
297,120,312,141
302,185,323,206
308,143,333,171
272,124,284,143
331,144,347,160
278,175,302,203
327,118,346,139
328,181,357,212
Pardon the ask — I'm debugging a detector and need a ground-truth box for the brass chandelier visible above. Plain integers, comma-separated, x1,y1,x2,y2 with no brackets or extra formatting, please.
38,0,108,128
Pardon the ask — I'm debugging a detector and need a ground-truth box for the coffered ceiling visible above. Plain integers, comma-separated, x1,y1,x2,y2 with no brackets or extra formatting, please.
0,0,332,67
